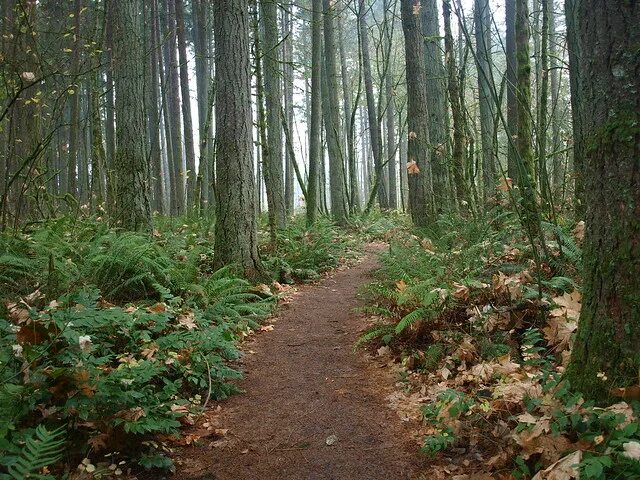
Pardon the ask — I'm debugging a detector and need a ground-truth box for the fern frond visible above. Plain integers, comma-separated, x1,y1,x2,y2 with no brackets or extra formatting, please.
7,425,66,480
395,308,429,335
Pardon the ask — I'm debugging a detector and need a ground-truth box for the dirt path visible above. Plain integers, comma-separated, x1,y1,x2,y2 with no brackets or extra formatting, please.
175,245,427,480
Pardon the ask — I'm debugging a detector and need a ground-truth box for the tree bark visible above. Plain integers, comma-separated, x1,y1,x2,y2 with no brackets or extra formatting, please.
283,4,296,215
322,0,348,224
111,0,152,232
443,0,467,209
175,0,197,211
401,0,432,227
306,0,322,226
261,0,287,229
421,0,449,209
165,0,185,215
505,0,518,182
474,0,496,201
359,0,387,211
565,0,639,401
213,0,263,280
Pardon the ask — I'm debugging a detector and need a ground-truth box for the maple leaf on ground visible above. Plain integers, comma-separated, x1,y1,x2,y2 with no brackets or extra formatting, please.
543,316,577,352
177,311,198,330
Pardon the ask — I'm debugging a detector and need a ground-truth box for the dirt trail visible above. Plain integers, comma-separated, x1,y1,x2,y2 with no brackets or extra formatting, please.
176,244,427,480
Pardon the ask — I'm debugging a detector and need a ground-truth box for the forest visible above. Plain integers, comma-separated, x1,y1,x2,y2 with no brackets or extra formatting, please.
0,0,638,478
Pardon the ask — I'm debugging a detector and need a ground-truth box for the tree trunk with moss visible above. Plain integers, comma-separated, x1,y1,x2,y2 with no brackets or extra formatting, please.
474,0,496,201
565,1,639,402
421,0,449,209
443,0,467,209
213,0,263,280
515,0,545,256
306,0,322,226
111,0,152,232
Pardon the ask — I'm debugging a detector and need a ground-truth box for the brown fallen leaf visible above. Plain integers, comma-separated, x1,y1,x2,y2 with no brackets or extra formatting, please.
531,450,581,480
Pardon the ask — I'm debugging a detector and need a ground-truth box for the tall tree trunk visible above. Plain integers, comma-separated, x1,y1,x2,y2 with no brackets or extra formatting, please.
338,4,359,213
565,0,639,401
384,0,397,210
359,0,387,211
111,0,152,231
385,71,397,210
67,0,82,199
147,0,163,213
322,0,348,224
401,0,431,227
165,0,185,215
505,0,518,182
175,0,197,211
213,0,263,280
261,0,286,230
549,4,563,197
537,0,551,211
193,0,212,212
104,4,115,208
1,0,41,229
443,0,467,209
474,0,496,201
515,0,546,256
283,4,295,215
564,0,585,217
421,0,449,209
307,0,323,225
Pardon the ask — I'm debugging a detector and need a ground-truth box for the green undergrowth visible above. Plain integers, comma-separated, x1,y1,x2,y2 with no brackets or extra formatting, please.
0,212,361,478
263,216,362,283
357,209,638,478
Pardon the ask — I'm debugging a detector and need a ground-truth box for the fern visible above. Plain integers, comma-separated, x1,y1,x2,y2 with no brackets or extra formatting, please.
354,324,394,350
6,425,66,480
395,307,430,335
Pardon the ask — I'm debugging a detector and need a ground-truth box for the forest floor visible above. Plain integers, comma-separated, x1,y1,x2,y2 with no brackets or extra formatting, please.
173,243,430,480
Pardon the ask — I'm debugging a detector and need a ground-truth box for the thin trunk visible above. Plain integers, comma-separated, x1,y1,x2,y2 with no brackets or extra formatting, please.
165,0,185,215
261,0,287,230
283,4,296,215
505,0,518,181
322,0,348,224
148,0,163,213
443,0,467,209
175,0,197,211
474,0,496,201
359,0,387,211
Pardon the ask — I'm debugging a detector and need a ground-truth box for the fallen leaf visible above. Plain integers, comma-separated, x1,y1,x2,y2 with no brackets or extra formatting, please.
531,450,581,480
147,302,167,313
453,282,470,301
177,311,197,330
622,441,640,460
